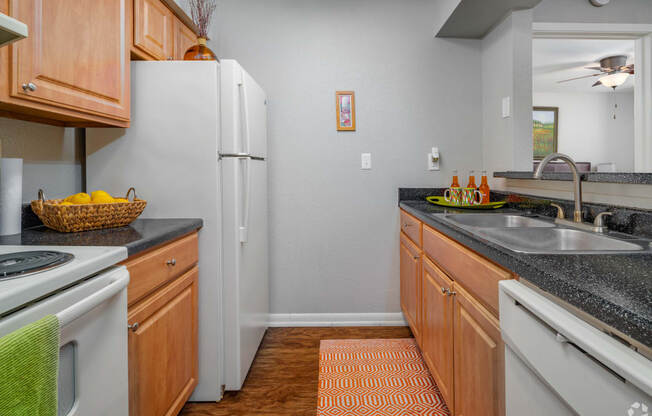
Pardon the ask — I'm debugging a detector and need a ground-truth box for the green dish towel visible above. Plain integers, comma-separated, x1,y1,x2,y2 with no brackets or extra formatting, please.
0,315,60,416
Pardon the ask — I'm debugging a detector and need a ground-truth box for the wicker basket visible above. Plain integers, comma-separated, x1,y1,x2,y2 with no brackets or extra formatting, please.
31,188,147,233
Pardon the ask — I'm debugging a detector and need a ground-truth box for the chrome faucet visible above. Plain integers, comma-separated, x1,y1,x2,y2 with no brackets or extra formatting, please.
534,153,583,223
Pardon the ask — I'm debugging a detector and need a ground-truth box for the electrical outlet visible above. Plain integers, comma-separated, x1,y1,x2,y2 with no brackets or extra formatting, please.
361,153,372,170
428,153,440,171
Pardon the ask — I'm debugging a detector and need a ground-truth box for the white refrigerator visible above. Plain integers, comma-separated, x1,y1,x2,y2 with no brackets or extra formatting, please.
86,60,269,399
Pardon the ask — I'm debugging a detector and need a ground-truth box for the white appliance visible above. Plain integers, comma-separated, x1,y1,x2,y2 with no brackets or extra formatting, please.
86,60,269,399
0,245,129,416
499,280,652,416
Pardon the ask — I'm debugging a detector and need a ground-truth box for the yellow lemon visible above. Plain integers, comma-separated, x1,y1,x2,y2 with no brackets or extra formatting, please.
92,195,115,204
67,193,91,204
90,190,115,204
59,201,73,206
91,190,113,200
114,198,130,203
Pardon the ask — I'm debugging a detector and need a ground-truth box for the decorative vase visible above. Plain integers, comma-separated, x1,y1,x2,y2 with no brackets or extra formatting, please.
184,37,218,61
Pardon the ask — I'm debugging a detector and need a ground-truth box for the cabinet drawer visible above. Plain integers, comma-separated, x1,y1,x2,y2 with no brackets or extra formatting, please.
423,225,510,316
124,232,198,306
400,209,422,246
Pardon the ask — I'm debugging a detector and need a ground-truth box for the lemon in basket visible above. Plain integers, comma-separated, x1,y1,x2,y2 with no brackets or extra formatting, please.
64,193,91,204
59,201,73,206
114,198,130,203
91,190,115,204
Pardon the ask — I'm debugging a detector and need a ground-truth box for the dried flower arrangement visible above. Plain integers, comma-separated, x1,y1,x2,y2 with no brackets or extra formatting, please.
189,0,217,39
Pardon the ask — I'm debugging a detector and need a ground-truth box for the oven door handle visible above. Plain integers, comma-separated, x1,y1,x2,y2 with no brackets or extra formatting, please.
56,270,130,327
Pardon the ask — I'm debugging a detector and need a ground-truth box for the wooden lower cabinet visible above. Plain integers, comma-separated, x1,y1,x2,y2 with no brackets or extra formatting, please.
399,210,508,416
400,232,422,341
123,232,200,416
128,266,198,416
421,257,455,412
453,284,505,416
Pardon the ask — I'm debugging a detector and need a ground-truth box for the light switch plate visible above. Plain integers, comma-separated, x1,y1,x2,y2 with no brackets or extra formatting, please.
361,153,372,170
502,97,511,118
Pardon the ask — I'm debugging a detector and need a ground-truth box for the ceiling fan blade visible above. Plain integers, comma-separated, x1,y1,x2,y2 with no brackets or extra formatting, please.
557,73,602,83
592,80,603,87
621,64,634,74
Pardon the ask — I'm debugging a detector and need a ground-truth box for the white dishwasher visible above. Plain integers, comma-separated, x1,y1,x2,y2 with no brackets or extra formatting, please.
499,280,652,416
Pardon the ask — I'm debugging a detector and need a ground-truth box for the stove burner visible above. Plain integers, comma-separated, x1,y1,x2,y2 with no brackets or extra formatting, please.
0,251,74,281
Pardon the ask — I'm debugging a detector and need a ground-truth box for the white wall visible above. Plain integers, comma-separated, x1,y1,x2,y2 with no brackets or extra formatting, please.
0,119,81,202
533,91,635,171
482,10,533,187
213,0,483,314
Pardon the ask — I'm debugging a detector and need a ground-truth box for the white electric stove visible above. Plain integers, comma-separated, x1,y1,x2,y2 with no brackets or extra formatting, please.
0,245,130,416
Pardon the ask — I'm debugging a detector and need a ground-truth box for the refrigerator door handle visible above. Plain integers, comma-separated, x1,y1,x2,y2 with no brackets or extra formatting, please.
239,156,251,244
218,153,265,161
238,70,252,155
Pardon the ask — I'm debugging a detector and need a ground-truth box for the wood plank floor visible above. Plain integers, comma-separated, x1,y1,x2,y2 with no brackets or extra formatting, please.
180,326,413,416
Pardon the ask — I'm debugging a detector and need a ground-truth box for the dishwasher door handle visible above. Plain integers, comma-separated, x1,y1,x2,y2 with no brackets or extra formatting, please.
56,271,130,327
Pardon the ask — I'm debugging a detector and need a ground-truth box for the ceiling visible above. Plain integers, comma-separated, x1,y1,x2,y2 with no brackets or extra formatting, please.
532,38,636,94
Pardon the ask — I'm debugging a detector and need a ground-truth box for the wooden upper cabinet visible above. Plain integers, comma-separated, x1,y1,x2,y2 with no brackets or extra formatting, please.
134,0,175,60
453,284,505,416
400,232,421,341
174,18,196,60
3,0,129,126
421,257,455,414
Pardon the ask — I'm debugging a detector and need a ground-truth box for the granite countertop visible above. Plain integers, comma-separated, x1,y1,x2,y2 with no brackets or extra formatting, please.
399,198,652,351
494,171,652,185
0,218,203,256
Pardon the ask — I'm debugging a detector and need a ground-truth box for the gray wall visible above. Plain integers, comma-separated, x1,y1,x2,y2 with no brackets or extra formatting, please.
213,0,483,314
533,0,652,23
481,10,533,186
0,119,82,201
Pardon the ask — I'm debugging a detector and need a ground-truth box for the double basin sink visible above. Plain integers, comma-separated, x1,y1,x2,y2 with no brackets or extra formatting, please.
433,213,650,254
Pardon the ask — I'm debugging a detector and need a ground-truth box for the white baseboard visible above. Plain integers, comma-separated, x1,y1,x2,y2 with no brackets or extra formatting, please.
268,313,408,327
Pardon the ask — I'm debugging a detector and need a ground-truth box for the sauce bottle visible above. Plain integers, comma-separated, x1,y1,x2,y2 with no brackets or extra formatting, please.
467,170,477,188
478,170,490,204
451,170,460,188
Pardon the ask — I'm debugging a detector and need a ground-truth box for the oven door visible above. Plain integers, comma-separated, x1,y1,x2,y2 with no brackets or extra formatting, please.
0,266,130,416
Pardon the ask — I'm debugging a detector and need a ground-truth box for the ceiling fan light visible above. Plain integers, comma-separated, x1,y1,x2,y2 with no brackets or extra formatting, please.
599,72,629,88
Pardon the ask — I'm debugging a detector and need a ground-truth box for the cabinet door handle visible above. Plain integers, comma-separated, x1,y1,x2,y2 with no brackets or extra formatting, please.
403,223,412,228
443,288,456,296
128,322,139,332
166,258,177,266
412,255,419,260
22,82,37,92
441,287,447,294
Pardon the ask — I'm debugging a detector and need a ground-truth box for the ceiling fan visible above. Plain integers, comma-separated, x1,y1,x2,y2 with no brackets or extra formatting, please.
557,55,634,89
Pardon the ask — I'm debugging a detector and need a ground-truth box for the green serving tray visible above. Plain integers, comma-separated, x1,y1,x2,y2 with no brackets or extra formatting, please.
426,196,507,210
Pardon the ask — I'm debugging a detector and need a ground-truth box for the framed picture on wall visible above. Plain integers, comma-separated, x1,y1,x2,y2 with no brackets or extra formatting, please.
336,91,356,131
532,106,558,159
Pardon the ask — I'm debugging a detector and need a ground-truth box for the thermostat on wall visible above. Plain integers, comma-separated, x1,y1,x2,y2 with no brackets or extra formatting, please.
589,0,609,7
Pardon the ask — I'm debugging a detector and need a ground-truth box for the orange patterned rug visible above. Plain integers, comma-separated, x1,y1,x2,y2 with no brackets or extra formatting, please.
317,338,450,416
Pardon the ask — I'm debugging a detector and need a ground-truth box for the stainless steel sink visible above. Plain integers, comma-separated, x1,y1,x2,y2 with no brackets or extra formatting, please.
441,214,555,229
475,228,646,254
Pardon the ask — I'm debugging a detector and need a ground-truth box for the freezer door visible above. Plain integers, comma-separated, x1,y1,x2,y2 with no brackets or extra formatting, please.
220,60,267,157
221,156,269,390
